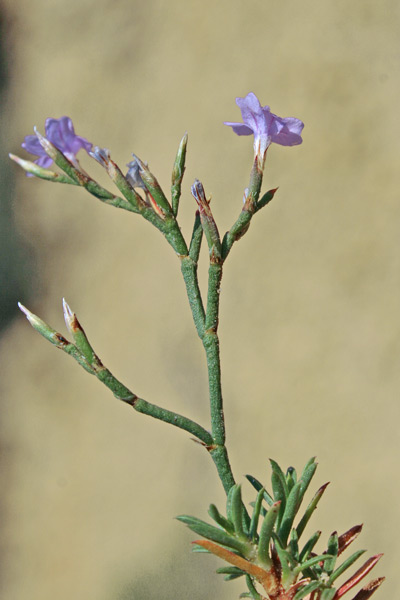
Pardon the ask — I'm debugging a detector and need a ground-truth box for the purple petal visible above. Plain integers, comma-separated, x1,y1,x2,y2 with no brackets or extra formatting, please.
270,115,304,146
45,116,92,156
21,134,47,157
223,122,254,136
225,92,304,152
236,92,273,137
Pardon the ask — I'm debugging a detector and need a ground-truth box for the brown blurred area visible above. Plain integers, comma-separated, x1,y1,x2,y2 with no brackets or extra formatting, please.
0,1,399,598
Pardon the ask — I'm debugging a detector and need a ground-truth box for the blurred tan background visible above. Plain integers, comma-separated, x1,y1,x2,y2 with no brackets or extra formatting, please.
0,1,399,599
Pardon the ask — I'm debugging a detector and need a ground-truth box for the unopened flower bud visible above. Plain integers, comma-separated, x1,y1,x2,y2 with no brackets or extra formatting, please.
191,180,221,262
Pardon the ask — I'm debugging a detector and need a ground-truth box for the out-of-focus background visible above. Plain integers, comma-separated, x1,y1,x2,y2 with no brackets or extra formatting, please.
0,1,399,599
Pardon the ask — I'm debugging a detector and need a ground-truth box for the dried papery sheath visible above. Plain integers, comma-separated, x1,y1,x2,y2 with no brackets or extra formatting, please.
126,154,147,189
89,146,111,168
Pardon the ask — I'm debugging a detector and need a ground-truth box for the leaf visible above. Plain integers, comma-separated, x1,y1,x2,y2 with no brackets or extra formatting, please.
328,550,366,585
294,554,334,575
338,524,363,556
289,528,299,562
208,504,235,534
299,530,322,562
176,515,249,554
350,577,385,600
193,539,280,597
296,483,329,539
335,555,383,599
324,531,339,574
278,481,303,546
246,474,274,506
250,487,265,541
230,484,247,539
293,580,322,600
257,501,281,566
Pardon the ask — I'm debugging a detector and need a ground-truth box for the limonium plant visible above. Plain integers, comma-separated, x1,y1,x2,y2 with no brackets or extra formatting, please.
11,92,384,600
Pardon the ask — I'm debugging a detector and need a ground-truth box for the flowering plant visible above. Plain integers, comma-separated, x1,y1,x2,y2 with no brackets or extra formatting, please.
10,93,383,600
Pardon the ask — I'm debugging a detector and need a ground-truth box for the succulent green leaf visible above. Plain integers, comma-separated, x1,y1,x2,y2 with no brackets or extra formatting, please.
229,484,247,539
328,549,366,585
278,480,303,546
297,458,318,504
270,459,289,500
255,187,278,211
324,531,339,574
289,528,299,562
296,483,329,540
246,474,274,505
245,574,263,600
257,501,281,566
294,554,334,575
176,515,249,554
216,566,245,575
293,580,322,600
249,487,265,541
273,536,294,586
208,504,235,534
319,588,337,600
299,530,322,562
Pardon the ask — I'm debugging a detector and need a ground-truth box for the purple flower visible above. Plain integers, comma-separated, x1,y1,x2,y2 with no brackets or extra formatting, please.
224,92,304,166
22,116,92,170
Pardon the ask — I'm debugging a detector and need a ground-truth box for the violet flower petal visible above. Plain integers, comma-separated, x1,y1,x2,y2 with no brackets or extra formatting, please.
21,116,92,172
224,92,304,166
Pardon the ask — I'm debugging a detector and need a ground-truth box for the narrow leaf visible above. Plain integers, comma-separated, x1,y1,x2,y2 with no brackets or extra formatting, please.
194,539,279,595
296,483,329,539
350,577,385,600
324,531,339,574
245,574,263,600
294,554,334,575
319,589,337,600
216,566,245,575
273,536,293,586
289,528,299,562
338,524,363,556
230,484,246,539
249,487,265,541
298,458,318,504
299,530,322,562
294,580,322,600
246,474,274,505
335,554,383,598
258,501,281,566
208,504,235,534
278,480,302,546
270,459,289,499
176,515,249,554
328,550,366,585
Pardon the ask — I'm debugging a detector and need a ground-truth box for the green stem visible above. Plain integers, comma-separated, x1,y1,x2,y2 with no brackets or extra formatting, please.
180,256,206,339
204,262,224,444
90,362,213,445
132,397,213,445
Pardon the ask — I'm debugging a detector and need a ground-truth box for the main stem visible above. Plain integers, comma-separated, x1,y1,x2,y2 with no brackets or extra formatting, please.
180,251,235,495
